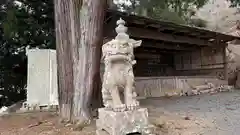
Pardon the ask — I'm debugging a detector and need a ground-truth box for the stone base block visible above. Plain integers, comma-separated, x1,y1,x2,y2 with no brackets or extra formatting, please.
96,108,155,135
18,102,59,113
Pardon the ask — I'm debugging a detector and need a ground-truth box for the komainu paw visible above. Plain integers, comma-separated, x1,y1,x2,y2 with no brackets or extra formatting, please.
127,100,139,111
113,104,126,112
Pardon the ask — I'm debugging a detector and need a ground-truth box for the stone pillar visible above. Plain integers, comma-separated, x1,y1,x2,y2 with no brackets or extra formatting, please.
26,49,58,109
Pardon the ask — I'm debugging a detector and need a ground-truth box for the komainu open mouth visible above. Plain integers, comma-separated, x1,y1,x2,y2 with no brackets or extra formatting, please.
106,53,130,62
108,52,128,56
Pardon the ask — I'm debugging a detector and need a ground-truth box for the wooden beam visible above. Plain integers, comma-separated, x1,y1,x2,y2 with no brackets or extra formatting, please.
142,41,198,51
223,45,228,81
135,53,161,59
104,27,214,46
135,48,187,57
103,18,211,48
103,36,198,51
103,36,200,51
127,27,214,46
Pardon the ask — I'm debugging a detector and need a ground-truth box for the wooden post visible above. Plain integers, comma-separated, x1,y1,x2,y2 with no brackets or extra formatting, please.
223,44,228,81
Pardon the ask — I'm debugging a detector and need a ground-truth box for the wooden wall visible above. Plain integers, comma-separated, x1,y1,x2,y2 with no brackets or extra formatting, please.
134,45,226,78
134,52,175,76
102,37,226,78
174,46,225,78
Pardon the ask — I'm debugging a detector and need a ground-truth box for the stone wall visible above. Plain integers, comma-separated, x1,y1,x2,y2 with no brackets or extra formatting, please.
135,76,228,98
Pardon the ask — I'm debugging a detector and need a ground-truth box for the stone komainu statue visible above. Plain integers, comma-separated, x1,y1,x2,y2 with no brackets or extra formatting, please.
101,18,142,112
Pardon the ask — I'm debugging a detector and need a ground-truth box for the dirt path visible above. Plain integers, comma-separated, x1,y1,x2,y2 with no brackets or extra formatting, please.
142,90,240,135
0,112,95,135
2,91,238,135
0,110,212,135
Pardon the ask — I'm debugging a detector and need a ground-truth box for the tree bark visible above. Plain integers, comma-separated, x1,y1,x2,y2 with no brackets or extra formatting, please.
54,0,74,121
54,0,106,123
72,0,106,124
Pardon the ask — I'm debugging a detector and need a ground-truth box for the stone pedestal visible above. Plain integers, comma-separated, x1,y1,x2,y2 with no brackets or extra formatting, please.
96,108,155,135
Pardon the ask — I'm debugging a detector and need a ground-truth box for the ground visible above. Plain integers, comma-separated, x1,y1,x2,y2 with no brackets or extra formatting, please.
0,90,239,135
142,90,240,135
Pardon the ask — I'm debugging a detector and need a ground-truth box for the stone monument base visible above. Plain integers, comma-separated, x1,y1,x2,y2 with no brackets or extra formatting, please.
96,108,155,135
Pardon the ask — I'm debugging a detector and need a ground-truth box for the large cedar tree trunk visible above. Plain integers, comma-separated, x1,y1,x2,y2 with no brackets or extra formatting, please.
54,0,106,123
72,0,106,123
54,0,74,121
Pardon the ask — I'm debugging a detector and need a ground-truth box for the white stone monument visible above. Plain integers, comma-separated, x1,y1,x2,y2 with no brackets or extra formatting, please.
25,49,58,109
96,18,155,135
